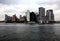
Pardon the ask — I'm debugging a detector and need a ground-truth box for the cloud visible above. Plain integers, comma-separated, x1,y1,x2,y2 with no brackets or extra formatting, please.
0,0,20,4
37,0,60,9
37,0,58,5
0,0,38,5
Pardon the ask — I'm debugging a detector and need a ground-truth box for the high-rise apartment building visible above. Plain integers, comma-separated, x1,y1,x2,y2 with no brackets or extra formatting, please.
38,7,45,23
39,7,45,17
46,9,54,21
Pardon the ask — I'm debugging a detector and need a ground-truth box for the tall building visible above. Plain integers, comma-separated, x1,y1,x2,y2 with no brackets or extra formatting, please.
38,7,45,23
46,9,54,21
39,7,45,16
25,10,30,22
30,12,37,22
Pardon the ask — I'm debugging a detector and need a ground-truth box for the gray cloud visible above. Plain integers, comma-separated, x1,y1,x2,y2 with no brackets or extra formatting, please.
37,0,60,5
37,0,60,10
0,0,20,4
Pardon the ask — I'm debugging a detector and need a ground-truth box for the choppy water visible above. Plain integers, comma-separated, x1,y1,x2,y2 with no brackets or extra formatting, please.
0,23,60,41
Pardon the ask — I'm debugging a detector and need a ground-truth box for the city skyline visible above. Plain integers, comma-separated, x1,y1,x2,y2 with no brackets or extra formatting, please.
5,7,54,24
0,0,60,21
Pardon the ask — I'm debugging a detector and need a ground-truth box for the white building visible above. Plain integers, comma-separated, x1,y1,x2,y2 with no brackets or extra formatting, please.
25,10,30,22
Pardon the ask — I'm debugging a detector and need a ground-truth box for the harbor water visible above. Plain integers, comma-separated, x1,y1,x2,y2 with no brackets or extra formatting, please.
0,23,60,41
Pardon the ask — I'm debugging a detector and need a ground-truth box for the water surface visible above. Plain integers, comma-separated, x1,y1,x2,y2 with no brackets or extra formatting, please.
0,23,60,41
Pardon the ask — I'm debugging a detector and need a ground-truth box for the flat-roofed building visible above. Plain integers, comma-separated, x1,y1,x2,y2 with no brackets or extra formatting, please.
26,10,30,22
46,9,54,21
38,7,45,23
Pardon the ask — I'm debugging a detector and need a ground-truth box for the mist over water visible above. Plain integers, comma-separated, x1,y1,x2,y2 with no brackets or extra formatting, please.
0,23,60,41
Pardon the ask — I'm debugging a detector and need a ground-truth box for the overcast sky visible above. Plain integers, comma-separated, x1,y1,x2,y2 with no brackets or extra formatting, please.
0,0,60,21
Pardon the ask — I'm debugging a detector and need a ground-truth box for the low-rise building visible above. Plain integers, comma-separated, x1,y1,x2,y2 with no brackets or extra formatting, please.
12,14,17,22
5,14,12,23
19,15,26,23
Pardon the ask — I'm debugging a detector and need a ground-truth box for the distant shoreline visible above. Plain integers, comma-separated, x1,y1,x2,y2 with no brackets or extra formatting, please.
0,21,60,24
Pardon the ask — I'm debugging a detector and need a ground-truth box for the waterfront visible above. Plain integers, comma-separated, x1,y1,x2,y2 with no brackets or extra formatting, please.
0,23,60,41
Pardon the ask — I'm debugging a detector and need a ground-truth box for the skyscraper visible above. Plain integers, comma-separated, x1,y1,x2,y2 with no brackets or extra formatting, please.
46,9,54,21
38,7,45,23
30,12,37,22
39,7,45,16
26,10,30,22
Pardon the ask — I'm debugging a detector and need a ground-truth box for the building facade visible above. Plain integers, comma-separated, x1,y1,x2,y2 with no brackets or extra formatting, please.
26,10,30,22
38,7,45,23
5,14,12,22
46,9,54,21
30,12,37,22
12,14,17,22
19,15,26,22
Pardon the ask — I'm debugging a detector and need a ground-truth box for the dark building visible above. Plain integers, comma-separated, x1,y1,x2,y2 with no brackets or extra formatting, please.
30,12,37,22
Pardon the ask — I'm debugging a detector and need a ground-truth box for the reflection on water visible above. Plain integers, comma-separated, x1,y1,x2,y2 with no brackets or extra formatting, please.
0,23,59,41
